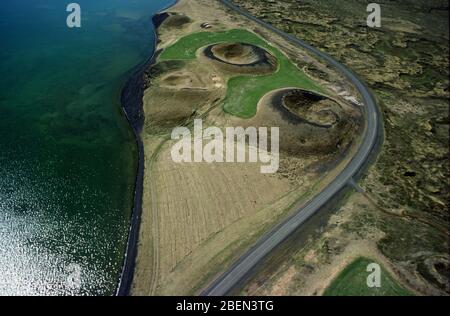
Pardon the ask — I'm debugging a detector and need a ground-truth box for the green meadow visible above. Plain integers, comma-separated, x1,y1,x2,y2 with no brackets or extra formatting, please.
323,257,413,296
160,29,323,118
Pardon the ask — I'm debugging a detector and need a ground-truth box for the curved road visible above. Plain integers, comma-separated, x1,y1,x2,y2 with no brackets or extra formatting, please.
202,0,381,296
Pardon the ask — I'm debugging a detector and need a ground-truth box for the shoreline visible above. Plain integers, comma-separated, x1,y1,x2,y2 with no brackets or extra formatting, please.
115,1,177,296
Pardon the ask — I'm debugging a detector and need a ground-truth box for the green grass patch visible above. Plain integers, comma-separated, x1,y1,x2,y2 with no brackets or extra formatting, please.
160,29,324,118
323,257,413,296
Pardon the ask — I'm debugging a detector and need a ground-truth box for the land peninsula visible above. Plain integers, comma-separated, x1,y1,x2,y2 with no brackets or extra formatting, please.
130,0,366,295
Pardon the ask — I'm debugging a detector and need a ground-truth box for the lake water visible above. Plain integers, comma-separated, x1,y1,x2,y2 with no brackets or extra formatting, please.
0,0,173,295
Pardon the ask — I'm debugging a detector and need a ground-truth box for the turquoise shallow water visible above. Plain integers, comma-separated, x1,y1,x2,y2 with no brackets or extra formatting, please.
0,0,173,295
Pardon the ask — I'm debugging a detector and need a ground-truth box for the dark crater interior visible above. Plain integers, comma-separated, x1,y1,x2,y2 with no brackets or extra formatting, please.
162,12,192,28
275,89,340,127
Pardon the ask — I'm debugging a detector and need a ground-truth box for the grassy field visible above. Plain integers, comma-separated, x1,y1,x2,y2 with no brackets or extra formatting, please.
323,257,413,296
160,29,323,118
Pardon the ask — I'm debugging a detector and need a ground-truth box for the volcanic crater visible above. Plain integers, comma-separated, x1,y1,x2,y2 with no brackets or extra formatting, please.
203,42,278,74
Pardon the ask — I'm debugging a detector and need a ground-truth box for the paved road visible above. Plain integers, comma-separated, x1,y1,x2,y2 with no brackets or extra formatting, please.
202,0,381,296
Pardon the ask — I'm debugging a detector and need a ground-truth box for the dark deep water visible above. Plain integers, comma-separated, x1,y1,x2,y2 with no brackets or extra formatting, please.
0,0,173,295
